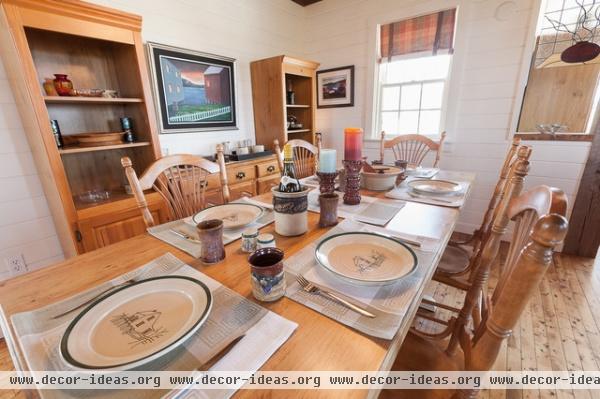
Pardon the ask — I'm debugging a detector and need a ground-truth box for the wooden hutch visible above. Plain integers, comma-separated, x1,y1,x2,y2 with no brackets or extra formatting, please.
250,55,319,149
0,0,168,255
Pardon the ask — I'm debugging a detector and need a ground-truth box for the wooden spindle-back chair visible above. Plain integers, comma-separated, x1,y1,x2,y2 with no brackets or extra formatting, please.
121,148,227,228
274,135,322,179
433,141,531,286
414,158,533,340
379,131,446,167
385,187,569,399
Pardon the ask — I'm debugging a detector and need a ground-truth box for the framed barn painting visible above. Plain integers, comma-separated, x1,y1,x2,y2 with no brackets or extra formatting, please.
147,42,237,133
316,65,354,108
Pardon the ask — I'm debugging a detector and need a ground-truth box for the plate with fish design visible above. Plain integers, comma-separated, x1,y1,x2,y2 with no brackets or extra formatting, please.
60,276,212,370
314,232,417,286
192,203,264,229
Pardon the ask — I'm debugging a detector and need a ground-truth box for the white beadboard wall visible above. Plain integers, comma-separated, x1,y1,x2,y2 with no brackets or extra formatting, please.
304,0,591,234
0,59,64,281
0,0,307,279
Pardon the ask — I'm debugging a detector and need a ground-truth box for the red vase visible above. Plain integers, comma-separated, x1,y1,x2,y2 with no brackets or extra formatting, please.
53,74,74,96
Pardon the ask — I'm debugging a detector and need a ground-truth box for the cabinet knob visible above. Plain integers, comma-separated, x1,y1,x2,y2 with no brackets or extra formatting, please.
236,171,246,180
267,165,276,173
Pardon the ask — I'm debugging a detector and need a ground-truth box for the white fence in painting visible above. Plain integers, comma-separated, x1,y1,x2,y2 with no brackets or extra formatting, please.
169,106,231,123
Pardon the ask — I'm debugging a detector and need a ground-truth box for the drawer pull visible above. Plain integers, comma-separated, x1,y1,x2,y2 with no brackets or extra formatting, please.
267,165,276,173
236,171,246,180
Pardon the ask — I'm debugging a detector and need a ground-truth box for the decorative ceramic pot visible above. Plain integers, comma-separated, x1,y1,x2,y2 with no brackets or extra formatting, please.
248,247,285,302
53,74,74,96
271,186,309,236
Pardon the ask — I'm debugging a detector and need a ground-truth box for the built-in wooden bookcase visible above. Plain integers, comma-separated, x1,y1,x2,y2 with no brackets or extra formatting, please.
250,55,319,149
0,0,165,255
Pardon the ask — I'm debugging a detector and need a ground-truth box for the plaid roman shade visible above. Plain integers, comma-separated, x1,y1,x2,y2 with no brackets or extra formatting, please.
380,8,456,62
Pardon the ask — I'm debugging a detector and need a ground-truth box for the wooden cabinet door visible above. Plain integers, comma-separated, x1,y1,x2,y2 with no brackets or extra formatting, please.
77,201,168,252
257,175,280,194
204,189,225,206
230,181,256,200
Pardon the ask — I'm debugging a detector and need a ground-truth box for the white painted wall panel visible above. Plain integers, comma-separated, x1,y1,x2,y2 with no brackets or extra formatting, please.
305,0,591,234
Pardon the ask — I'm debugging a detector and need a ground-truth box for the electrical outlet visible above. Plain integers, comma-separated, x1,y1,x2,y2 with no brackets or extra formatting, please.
4,254,28,276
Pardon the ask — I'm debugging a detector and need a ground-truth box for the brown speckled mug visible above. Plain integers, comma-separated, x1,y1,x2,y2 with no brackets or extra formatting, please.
197,219,225,264
248,247,285,302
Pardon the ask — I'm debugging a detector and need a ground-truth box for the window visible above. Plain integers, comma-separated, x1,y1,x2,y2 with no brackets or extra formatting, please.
378,55,451,136
374,9,456,138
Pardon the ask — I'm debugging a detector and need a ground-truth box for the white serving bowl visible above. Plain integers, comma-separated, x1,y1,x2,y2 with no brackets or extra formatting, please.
361,166,403,191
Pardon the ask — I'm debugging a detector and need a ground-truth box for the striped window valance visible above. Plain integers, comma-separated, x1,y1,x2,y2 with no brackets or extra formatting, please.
380,8,457,63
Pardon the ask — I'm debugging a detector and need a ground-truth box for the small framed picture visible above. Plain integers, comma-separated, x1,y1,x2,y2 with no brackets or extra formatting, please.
147,42,237,133
316,65,354,108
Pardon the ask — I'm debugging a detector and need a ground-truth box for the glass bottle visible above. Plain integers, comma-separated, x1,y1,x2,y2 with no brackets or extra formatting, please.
50,120,63,148
286,79,295,105
278,144,301,193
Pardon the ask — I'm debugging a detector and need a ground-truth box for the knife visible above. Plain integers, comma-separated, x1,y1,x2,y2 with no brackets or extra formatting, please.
169,228,201,243
196,334,245,372
408,191,454,204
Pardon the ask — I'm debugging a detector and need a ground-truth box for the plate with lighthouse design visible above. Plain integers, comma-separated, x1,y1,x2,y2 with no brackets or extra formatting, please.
60,276,212,370
314,232,417,286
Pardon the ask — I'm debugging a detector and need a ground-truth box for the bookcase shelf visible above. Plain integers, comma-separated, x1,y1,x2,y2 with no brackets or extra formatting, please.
251,55,319,150
0,0,162,255
44,96,144,104
59,141,151,155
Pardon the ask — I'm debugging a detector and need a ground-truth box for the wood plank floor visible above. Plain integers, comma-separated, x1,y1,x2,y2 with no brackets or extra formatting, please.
416,250,599,399
0,251,597,399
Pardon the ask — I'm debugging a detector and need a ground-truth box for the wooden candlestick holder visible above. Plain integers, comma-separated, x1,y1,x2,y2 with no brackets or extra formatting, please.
342,159,362,205
316,171,338,194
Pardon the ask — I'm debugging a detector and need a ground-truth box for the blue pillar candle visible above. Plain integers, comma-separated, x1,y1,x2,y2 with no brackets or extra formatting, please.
319,149,337,173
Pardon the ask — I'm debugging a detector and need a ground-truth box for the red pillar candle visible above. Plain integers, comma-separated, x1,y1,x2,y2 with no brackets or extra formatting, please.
344,127,363,161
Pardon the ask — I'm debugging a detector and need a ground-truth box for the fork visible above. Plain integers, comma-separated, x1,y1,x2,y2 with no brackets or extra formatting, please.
296,275,376,318
50,268,155,320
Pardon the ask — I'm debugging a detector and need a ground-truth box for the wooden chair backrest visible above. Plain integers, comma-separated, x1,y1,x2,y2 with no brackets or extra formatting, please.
274,135,322,179
379,131,446,168
470,141,531,256
446,157,531,354
456,214,568,398
121,153,222,228
450,187,568,399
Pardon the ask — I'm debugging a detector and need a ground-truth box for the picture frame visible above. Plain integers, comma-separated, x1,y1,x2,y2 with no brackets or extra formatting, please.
316,65,354,108
147,42,237,133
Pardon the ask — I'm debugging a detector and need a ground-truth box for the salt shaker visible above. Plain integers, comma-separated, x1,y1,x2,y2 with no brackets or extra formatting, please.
257,233,276,249
241,228,258,253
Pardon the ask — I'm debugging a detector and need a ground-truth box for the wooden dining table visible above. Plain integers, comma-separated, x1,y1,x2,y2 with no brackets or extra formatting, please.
0,171,475,399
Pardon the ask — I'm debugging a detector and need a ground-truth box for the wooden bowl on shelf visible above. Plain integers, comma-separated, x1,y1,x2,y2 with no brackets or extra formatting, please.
64,132,125,147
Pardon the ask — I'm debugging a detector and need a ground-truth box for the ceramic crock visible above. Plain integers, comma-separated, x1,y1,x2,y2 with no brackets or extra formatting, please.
271,186,310,236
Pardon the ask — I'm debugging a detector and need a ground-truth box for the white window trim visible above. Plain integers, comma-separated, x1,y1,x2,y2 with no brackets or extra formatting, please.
363,2,462,143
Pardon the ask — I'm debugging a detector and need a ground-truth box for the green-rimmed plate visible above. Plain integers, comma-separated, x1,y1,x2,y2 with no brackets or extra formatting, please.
60,276,212,370
314,232,418,286
192,203,264,229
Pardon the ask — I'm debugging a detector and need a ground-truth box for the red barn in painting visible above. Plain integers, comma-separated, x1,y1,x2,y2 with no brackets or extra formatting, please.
204,66,231,105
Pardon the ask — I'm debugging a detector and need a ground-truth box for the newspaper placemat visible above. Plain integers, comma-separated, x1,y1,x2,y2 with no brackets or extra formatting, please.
148,199,274,257
284,219,436,340
385,177,471,208
8,253,297,399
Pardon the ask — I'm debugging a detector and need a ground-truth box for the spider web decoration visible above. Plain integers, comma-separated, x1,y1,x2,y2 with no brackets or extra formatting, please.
535,0,600,66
